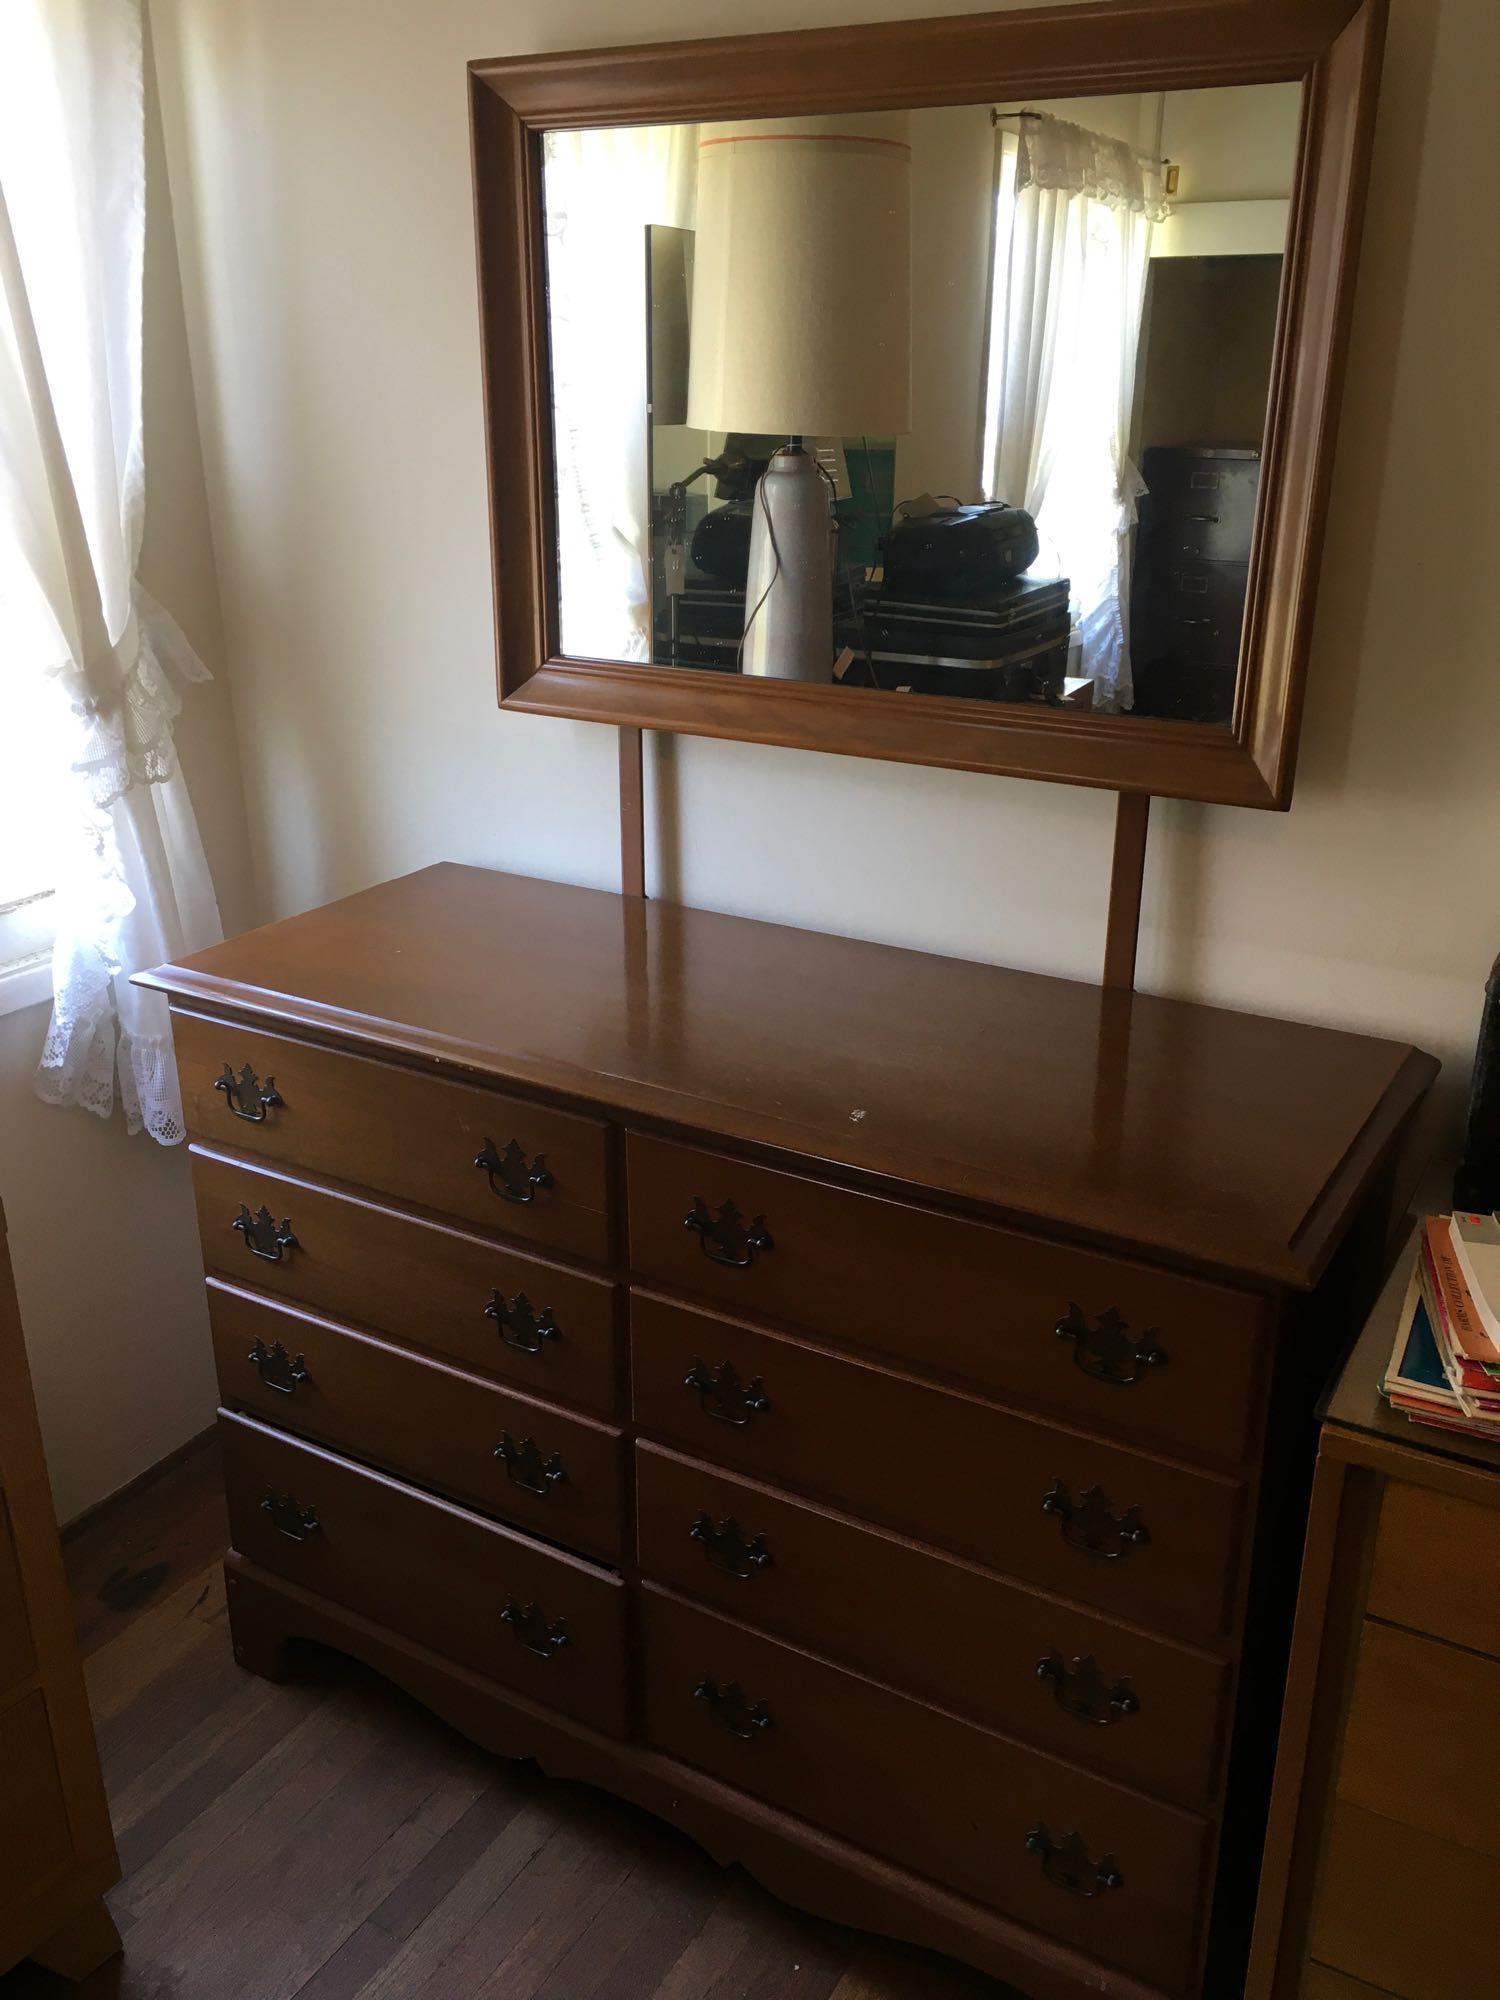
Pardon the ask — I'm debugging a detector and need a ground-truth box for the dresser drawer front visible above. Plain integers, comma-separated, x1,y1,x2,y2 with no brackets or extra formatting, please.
633,1293,1242,1644
211,1286,624,1562
1368,1479,1500,1660
193,1150,618,1418
637,1444,1229,1806
628,1134,1264,1467
642,1589,1208,1993
220,1412,628,1734
175,1011,612,1261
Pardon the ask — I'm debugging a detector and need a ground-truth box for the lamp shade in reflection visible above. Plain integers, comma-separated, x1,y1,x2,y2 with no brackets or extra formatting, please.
686,113,912,438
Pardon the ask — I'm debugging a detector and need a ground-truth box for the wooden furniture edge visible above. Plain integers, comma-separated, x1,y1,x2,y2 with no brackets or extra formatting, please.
0,1201,121,1974
223,1551,1177,2000
1243,1450,1379,2000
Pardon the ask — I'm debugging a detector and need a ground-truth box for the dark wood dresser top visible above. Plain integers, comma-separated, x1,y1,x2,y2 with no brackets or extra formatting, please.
139,865,1436,1288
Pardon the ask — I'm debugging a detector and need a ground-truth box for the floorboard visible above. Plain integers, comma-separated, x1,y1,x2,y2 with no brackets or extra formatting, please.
2,1441,1009,1999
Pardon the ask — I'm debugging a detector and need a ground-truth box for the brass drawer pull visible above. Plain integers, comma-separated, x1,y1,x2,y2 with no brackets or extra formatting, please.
484,1289,561,1357
695,1677,773,1740
684,1359,771,1427
684,1197,773,1270
260,1491,320,1542
215,1061,283,1122
247,1338,310,1396
233,1204,299,1264
691,1512,773,1580
474,1137,554,1205
1036,1650,1139,1726
500,1598,570,1659
1054,1303,1167,1387
1025,1824,1123,1898
1041,1481,1150,1560
494,1431,567,1496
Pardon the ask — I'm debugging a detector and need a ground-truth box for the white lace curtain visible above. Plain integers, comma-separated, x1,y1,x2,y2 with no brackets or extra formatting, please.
0,0,220,1143
543,125,698,662
985,111,1167,711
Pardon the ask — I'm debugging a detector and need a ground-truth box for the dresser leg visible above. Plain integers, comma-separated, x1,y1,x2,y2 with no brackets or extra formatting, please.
29,1897,122,1981
225,1562,291,1682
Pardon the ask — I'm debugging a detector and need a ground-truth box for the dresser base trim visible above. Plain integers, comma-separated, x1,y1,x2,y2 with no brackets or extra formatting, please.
223,1552,1179,2000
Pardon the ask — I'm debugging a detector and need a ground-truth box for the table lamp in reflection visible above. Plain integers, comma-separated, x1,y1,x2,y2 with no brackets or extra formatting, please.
686,114,911,680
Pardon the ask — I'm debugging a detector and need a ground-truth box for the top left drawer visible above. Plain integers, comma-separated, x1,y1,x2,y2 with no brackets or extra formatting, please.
173,1011,613,1263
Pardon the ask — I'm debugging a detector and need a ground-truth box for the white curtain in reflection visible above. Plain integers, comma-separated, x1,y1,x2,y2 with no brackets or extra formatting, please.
984,116,1166,712
544,127,697,663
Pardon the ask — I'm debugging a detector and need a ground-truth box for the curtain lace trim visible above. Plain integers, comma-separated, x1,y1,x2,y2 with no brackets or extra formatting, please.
1016,111,1172,222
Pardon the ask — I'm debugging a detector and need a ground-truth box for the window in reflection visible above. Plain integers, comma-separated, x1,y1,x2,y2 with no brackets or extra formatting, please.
541,84,1300,727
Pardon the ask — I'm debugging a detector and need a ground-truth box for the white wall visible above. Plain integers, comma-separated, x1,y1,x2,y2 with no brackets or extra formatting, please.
116,0,1494,1470
0,38,257,1523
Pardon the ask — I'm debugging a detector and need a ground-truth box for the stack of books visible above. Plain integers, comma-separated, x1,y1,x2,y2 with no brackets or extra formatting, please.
1383,1213,1500,1438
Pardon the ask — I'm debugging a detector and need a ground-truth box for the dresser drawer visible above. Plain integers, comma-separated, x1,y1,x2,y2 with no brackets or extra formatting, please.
637,1444,1229,1806
0,1688,74,1928
1367,1479,1500,1659
627,1134,1265,1467
633,1293,1244,1645
211,1286,624,1562
193,1150,619,1418
175,1011,612,1262
220,1412,628,1735
642,1588,1209,1994
1337,1620,1500,1858
0,1492,36,1695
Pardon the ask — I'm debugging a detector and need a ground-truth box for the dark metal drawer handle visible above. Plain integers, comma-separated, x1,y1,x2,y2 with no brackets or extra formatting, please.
1036,1651,1140,1726
233,1204,299,1263
685,1359,771,1427
1042,1481,1150,1560
484,1289,560,1356
248,1338,311,1396
1054,1304,1167,1388
261,1491,320,1542
695,1677,773,1740
475,1137,554,1205
1025,1825,1124,1898
215,1061,283,1122
500,1598,571,1659
691,1512,773,1580
1183,512,1221,523
684,1196,773,1270
494,1431,567,1496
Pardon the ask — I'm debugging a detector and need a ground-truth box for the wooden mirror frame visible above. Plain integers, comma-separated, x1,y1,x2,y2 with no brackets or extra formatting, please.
470,0,1386,810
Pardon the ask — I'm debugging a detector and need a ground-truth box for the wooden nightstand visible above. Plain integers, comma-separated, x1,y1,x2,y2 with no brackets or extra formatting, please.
1249,1241,1500,2000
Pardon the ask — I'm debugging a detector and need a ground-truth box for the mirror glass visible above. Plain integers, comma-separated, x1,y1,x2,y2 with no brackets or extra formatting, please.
541,83,1300,727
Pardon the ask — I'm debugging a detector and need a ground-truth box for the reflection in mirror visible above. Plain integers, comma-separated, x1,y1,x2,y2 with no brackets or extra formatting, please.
542,84,1300,727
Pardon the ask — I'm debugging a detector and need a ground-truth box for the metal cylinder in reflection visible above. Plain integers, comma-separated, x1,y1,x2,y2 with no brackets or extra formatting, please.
741,447,834,681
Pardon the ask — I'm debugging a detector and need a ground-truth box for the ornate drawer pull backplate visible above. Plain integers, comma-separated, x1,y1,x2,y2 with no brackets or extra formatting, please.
1025,1824,1124,1898
684,1197,773,1269
1054,1302,1167,1387
1041,1480,1150,1559
475,1137,554,1205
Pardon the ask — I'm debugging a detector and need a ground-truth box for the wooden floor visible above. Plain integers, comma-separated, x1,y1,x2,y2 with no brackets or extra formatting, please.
3,1440,1010,2000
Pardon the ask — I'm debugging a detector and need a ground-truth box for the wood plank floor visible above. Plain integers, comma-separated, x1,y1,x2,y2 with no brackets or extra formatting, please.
3,1439,1011,2000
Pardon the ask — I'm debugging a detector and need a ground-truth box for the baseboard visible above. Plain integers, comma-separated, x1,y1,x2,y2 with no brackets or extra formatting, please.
60,1422,219,1541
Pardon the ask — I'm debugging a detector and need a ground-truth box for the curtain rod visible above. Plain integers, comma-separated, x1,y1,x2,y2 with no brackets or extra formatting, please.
990,107,1170,167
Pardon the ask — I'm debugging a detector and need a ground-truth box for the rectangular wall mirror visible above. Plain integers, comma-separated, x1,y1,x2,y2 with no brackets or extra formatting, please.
472,2,1386,809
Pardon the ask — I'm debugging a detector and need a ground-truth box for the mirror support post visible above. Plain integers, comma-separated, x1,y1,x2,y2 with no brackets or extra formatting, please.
619,726,647,897
1103,792,1151,993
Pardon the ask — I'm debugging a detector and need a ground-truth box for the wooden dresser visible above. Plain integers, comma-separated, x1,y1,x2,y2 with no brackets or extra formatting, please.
0,1201,120,1984
140,864,1437,2000
1248,1247,1500,2000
